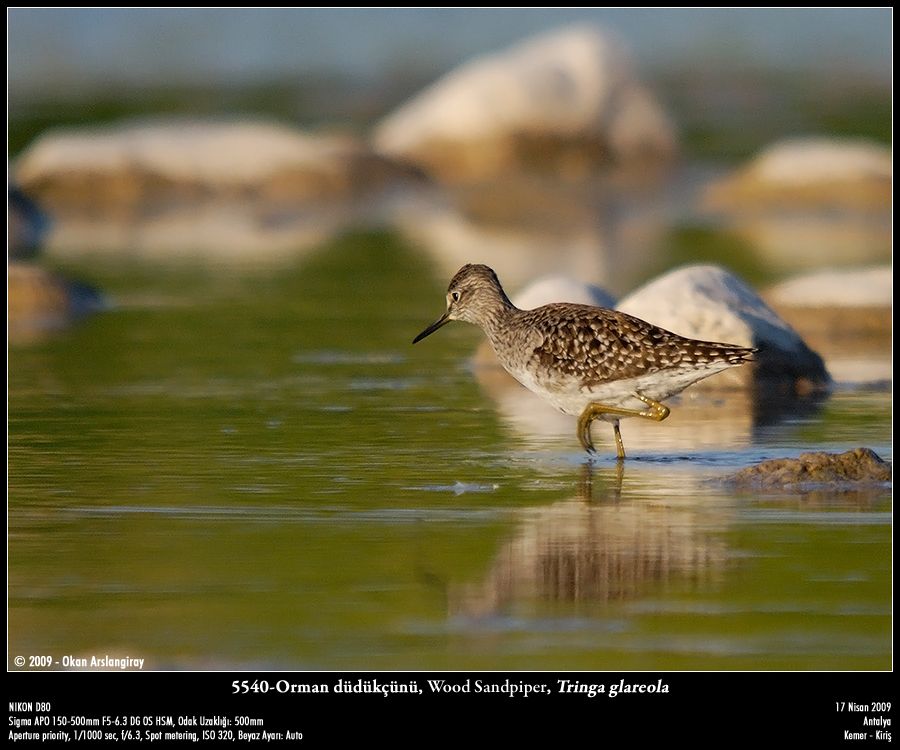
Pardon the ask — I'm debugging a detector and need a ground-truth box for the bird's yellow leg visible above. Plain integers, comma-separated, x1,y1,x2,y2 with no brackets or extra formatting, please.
631,392,670,422
576,393,671,457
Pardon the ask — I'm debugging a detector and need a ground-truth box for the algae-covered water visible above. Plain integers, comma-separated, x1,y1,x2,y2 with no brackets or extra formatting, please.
8,232,892,670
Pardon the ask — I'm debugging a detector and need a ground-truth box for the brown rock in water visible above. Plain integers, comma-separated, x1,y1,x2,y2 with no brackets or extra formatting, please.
724,448,891,489
8,261,104,344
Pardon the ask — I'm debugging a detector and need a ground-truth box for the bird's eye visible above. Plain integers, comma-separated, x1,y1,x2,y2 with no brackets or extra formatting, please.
451,291,461,302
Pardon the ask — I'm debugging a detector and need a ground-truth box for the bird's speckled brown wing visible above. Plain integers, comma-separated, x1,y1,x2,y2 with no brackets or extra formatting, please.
520,303,753,386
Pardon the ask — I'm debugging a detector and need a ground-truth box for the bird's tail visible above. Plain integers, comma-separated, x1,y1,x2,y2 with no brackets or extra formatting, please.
686,342,758,367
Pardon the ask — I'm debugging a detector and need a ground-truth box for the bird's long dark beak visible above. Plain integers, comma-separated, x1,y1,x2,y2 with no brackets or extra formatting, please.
412,311,451,344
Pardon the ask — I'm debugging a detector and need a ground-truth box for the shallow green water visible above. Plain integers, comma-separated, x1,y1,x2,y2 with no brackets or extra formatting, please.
8,232,892,670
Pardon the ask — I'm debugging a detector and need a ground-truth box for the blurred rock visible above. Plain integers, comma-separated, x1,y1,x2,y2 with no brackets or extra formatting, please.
8,261,105,344
617,265,830,394
716,215,891,276
723,448,891,489
764,266,891,387
393,197,616,294
393,172,673,298
511,274,616,311
700,139,891,340
703,137,891,213
8,186,49,258
373,24,676,182
766,266,891,309
15,118,425,215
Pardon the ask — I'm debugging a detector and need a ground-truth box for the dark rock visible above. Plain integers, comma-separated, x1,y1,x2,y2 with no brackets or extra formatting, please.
8,186,49,257
723,448,891,490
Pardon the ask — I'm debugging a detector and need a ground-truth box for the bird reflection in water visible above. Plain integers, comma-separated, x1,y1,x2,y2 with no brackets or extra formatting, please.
448,461,729,618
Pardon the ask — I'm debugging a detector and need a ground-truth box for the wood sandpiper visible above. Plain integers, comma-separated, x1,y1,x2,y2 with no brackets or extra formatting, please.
413,264,756,459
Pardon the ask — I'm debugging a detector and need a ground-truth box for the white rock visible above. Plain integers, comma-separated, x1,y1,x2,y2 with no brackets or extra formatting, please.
512,275,616,310
606,83,679,160
14,118,423,218
703,137,891,212
373,24,675,175
16,120,354,185
766,266,892,308
617,265,829,389
750,137,891,187
619,265,790,345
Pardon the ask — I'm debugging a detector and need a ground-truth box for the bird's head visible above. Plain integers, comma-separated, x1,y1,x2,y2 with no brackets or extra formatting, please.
412,264,510,343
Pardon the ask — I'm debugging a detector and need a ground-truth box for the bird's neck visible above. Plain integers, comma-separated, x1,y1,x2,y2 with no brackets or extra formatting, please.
474,293,518,342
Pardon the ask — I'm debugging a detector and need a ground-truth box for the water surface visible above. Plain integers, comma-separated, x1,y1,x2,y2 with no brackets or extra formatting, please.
8,232,891,670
